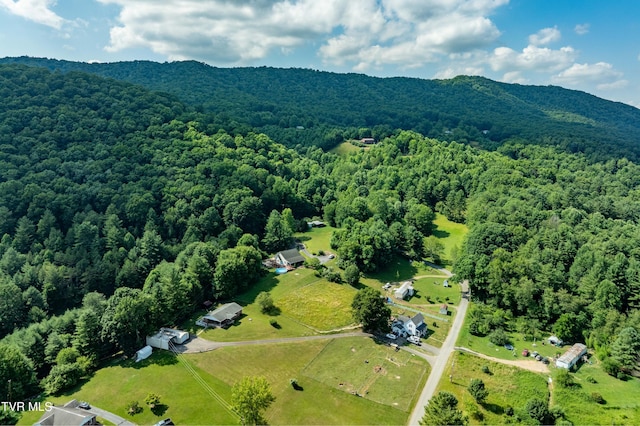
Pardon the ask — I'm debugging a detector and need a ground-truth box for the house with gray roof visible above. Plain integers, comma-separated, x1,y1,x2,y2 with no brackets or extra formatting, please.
276,249,305,267
196,302,243,328
36,402,100,426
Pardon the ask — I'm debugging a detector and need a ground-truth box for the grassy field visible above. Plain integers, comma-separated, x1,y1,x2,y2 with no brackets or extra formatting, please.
19,338,426,425
18,351,238,426
302,338,429,412
435,351,549,425
189,337,423,424
553,359,640,425
409,277,461,305
432,213,468,267
361,256,446,289
277,279,357,330
330,141,365,156
295,225,336,255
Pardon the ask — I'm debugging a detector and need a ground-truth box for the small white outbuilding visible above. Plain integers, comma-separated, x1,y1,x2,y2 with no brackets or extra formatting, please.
135,345,152,362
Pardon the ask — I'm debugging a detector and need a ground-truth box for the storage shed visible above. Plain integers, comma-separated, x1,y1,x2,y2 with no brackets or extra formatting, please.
394,281,414,300
135,345,152,362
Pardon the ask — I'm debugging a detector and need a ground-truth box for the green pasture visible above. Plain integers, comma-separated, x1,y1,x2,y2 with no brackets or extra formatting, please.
432,213,468,267
362,256,444,288
295,225,336,255
302,337,429,412
436,351,549,425
18,351,238,426
408,277,461,305
189,337,418,424
553,360,640,425
330,141,364,155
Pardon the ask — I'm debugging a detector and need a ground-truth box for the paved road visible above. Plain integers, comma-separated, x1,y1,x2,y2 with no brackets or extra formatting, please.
176,331,372,354
87,405,135,426
407,279,469,426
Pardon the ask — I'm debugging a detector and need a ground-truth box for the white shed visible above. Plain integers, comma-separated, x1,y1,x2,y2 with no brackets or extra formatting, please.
394,281,414,300
135,345,152,362
146,328,190,350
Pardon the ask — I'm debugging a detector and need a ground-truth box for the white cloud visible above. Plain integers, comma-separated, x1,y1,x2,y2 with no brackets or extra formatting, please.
0,0,65,29
553,62,626,89
489,45,576,73
97,0,508,68
574,23,590,35
528,27,561,46
502,71,528,84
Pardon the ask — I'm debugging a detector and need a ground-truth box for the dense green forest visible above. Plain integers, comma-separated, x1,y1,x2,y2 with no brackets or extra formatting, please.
1,63,640,417
2,56,640,161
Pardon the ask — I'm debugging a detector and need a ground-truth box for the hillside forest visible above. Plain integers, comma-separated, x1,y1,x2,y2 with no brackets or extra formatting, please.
0,63,639,415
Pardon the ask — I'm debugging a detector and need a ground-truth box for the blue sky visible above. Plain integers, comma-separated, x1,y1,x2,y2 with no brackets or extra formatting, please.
1,0,639,107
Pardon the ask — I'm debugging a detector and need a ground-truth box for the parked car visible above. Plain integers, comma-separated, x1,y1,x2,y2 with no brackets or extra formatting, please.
542,357,550,364
504,344,514,351
154,419,174,426
408,335,421,345
532,351,539,358
535,354,543,361
328,254,335,259
383,283,392,290
522,349,529,357
77,402,91,410
385,333,397,340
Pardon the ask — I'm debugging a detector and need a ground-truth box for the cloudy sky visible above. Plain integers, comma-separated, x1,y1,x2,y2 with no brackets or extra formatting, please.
1,0,639,107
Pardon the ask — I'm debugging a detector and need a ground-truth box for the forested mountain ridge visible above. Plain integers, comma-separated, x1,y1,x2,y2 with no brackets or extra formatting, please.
2,56,640,161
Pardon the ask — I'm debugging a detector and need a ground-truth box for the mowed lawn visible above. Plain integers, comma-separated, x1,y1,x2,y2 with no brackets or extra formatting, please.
188,337,421,425
408,277,461,305
303,337,429,413
553,360,640,425
18,351,238,426
432,213,468,268
436,351,549,425
330,141,365,156
200,267,356,340
295,225,336,255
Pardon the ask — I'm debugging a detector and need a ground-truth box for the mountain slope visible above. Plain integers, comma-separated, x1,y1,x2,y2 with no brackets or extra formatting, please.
2,56,639,161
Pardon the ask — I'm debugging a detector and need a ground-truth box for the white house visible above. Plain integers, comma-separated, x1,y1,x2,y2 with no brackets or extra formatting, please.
556,343,587,369
394,281,414,300
392,313,427,337
36,401,100,426
275,249,305,268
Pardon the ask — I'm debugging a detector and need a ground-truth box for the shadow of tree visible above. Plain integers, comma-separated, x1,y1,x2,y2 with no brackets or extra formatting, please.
481,402,504,415
151,403,169,416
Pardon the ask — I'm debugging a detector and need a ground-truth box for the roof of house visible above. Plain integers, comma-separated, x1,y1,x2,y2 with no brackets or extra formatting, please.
410,313,424,326
440,304,448,310
205,302,243,322
278,249,305,264
37,406,96,426
557,343,587,365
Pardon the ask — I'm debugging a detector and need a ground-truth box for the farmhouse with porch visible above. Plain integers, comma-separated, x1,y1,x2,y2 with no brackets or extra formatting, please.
392,313,427,337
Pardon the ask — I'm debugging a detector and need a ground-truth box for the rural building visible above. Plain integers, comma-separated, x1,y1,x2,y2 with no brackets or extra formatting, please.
360,137,376,144
392,313,427,337
439,304,448,315
307,220,326,228
556,343,588,369
548,335,563,346
394,281,414,299
146,328,190,350
196,302,243,328
36,401,100,426
276,249,305,268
